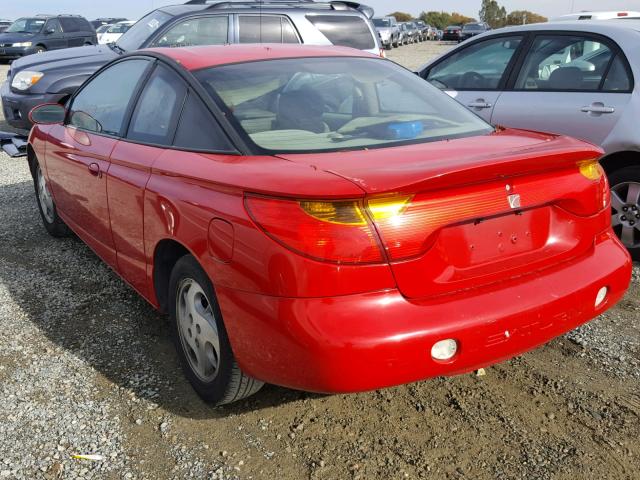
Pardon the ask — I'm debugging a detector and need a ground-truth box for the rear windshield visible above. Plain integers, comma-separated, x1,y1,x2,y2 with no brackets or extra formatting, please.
306,15,375,50
445,26,460,30
463,23,484,31
195,57,493,154
7,18,45,34
116,10,171,51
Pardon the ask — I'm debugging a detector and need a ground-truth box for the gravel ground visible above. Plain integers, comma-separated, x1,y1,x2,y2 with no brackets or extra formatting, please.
1,46,640,480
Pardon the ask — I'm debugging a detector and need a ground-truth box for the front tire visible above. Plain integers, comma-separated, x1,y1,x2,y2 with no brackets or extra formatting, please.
33,162,70,237
169,255,264,405
609,166,640,260
34,45,46,54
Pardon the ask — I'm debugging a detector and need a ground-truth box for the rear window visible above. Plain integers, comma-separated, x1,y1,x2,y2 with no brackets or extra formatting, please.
239,15,299,43
305,15,375,50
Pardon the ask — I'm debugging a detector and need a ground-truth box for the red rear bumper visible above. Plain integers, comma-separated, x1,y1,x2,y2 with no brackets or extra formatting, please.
216,231,631,393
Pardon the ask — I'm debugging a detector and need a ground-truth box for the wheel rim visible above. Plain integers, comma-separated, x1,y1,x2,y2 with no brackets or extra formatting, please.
611,181,640,248
176,278,221,382
37,167,55,224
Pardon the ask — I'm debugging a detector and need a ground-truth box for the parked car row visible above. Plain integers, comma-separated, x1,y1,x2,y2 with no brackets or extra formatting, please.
1,2,636,407
373,16,439,49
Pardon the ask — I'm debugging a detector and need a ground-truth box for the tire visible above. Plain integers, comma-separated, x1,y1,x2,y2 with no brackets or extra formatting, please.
84,42,92,46
33,162,70,237
168,255,264,405
34,45,46,54
609,165,640,260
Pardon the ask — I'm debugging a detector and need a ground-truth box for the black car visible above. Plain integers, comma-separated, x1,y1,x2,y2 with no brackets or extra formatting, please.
0,15,96,60
0,20,11,33
441,25,462,42
2,1,379,131
460,22,490,41
90,18,128,30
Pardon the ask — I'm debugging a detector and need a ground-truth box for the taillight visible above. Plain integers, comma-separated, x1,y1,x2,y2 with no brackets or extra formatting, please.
379,48,386,58
245,195,384,264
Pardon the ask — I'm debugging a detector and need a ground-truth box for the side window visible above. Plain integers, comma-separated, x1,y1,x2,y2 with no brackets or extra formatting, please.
69,59,149,136
173,91,235,151
45,19,63,34
515,35,613,91
238,16,299,44
152,16,228,47
127,65,187,145
427,36,522,90
59,18,75,32
602,54,632,92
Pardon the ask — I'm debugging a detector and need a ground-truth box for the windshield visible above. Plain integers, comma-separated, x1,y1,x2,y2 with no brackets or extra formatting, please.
196,57,493,154
463,23,484,31
373,19,391,27
108,23,132,34
116,10,171,51
7,18,46,34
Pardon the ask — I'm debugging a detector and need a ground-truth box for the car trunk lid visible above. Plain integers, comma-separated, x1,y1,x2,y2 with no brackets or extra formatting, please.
278,129,609,298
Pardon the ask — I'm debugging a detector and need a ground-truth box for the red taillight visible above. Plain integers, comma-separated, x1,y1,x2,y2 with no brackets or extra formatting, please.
618,12,629,16
245,195,384,264
379,48,386,58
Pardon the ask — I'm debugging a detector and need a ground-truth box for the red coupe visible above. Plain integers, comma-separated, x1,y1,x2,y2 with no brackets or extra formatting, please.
27,45,632,405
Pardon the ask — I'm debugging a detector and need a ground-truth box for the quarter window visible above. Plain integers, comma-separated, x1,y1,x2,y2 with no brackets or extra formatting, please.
305,15,375,50
127,65,186,145
152,16,228,47
426,36,522,90
173,92,235,151
69,59,150,136
238,15,299,44
603,54,632,92
514,35,615,91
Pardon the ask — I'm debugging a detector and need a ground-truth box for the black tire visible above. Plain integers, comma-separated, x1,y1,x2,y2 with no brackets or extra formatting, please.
34,45,46,54
168,255,264,405
84,42,93,46
33,162,70,237
608,165,640,260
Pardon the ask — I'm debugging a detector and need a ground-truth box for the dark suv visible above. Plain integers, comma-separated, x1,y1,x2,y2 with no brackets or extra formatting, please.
2,1,379,131
0,15,96,60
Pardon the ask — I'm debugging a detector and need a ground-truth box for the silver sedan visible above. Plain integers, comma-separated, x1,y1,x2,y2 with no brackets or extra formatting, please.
418,20,640,259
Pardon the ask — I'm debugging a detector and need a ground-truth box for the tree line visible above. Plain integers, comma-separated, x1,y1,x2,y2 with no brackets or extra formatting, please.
388,0,547,29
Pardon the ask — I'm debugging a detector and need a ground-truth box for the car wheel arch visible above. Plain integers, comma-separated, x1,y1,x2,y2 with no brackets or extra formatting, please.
600,150,640,175
153,238,193,313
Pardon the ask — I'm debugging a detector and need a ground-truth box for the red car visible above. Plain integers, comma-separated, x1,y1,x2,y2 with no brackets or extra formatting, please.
27,45,631,405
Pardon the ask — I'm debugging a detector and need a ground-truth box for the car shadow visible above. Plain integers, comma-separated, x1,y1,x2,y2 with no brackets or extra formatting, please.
0,178,323,419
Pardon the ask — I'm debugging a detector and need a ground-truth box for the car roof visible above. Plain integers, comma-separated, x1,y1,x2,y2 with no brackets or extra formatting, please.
482,19,640,35
144,44,374,70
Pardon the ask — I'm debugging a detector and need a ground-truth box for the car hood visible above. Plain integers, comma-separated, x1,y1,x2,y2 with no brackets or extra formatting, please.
0,32,36,43
9,44,118,75
276,129,602,194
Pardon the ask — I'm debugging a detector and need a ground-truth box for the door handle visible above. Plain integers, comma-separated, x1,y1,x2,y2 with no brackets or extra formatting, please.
581,104,615,114
467,100,493,109
88,162,101,178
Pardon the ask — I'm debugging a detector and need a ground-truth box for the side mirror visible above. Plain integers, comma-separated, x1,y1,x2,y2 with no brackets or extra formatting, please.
44,28,56,35
29,103,66,125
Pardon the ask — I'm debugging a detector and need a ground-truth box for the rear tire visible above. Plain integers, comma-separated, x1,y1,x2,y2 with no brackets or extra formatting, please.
33,162,70,237
609,165,640,260
168,255,264,405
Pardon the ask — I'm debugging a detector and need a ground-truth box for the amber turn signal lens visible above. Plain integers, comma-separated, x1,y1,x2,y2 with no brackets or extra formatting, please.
578,160,603,181
299,200,367,226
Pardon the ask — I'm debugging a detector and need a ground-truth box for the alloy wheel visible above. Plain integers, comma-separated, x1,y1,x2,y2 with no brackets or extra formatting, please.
611,181,640,248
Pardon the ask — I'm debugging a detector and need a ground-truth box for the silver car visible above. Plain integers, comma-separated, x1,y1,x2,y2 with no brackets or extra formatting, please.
418,20,640,258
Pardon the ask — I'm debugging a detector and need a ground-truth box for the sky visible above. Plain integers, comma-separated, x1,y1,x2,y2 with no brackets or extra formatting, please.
1,0,640,21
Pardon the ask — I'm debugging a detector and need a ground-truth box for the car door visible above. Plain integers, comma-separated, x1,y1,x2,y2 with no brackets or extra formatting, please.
42,18,66,50
108,63,187,296
491,33,633,149
45,58,152,266
421,34,525,123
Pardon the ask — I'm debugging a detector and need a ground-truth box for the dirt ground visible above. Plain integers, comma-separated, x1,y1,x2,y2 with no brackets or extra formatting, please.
0,45,639,480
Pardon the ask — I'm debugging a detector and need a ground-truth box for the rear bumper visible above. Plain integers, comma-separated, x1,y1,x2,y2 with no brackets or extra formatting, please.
217,231,631,393
1,80,64,131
